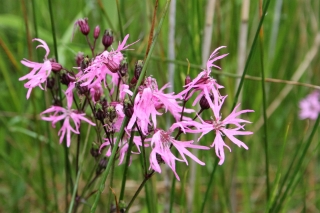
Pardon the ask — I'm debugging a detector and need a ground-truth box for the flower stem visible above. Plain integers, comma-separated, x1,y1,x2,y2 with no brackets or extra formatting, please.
47,0,58,62
200,158,219,213
135,123,147,175
258,4,270,202
125,171,155,213
231,0,271,109
119,132,135,202
106,160,116,211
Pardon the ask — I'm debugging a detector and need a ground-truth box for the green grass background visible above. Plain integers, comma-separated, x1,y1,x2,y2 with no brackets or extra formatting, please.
0,0,319,212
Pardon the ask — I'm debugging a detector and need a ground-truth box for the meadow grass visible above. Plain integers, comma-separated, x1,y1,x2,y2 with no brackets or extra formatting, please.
0,0,319,212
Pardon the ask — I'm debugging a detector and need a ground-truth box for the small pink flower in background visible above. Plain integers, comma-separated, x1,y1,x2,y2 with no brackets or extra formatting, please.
41,91,96,147
196,96,254,165
149,124,210,181
19,39,52,99
299,91,320,120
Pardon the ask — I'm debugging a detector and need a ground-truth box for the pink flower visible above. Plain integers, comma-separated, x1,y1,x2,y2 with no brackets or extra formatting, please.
178,47,228,109
19,38,52,99
149,124,210,181
90,83,103,103
196,96,254,165
41,101,96,147
78,34,138,91
299,91,320,120
128,77,192,135
205,46,228,73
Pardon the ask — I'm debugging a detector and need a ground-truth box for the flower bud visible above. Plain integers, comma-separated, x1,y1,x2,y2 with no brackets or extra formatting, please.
185,75,191,85
199,95,214,110
90,147,100,158
134,60,144,79
93,25,100,39
104,60,119,73
101,98,108,109
81,56,90,71
102,29,114,49
60,72,76,86
119,58,128,77
129,76,137,88
96,157,108,174
95,103,105,121
106,105,117,123
75,52,84,67
76,83,89,95
51,62,63,73
75,18,90,36
123,100,134,118
46,77,55,89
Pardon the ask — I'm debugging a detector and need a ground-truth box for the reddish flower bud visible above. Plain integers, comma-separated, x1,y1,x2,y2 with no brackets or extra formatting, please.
129,76,137,88
51,62,62,72
75,52,84,67
104,60,119,73
200,95,214,110
93,26,100,39
60,72,76,86
96,157,108,174
119,58,128,77
124,100,134,118
102,29,114,49
76,83,89,95
185,75,191,85
46,77,55,89
75,18,90,36
90,147,100,158
81,56,90,71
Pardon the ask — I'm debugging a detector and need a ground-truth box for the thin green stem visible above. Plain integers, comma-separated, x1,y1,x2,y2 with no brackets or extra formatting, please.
259,30,270,201
169,149,178,213
135,123,147,175
273,114,320,212
37,121,49,212
107,160,116,211
75,129,81,189
68,170,81,213
269,135,304,212
231,0,271,109
125,171,155,213
116,0,124,40
200,158,219,213
119,132,135,202
48,0,59,61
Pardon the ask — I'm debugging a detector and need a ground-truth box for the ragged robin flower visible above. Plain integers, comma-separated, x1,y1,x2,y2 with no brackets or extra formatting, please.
19,39,53,99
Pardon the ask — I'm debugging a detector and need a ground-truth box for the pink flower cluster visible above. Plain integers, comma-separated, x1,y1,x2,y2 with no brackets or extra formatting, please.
19,21,254,180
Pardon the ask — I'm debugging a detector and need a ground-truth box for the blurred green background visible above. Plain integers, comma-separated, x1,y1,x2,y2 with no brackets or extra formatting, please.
0,0,319,212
